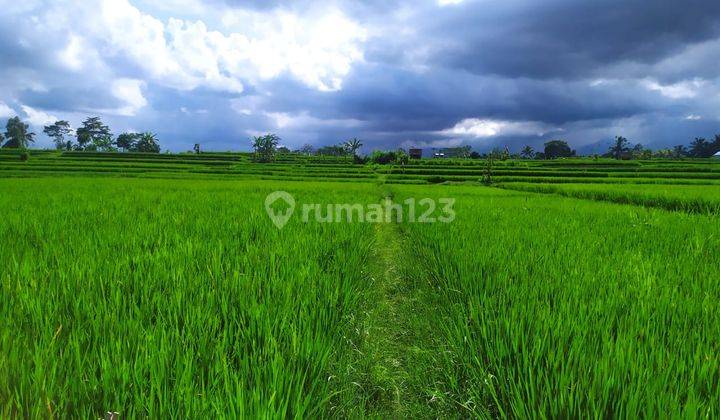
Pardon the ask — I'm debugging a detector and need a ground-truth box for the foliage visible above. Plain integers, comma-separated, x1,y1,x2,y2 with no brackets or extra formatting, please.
608,136,631,159
521,145,535,159
368,150,397,164
3,116,35,149
673,145,688,158
315,144,347,157
395,149,409,165
482,155,494,185
689,137,720,158
343,138,363,156
543,140,575,159
252,133,280,162
299,144,314,155
134,132,161,153
115,132,140,152
43,120,73,150
76,116,113,151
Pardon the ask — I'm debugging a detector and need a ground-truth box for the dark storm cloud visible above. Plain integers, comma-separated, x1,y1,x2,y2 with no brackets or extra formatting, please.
1,0,720,152
398,0,720,80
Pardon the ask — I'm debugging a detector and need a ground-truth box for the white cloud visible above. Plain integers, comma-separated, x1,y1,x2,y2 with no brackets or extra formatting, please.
58,34,84,71
111,78,148,116
21,105,58,127
641,78,705,99
265,111,364,129
438,0,465,5
52,0,367,93
440,118,558,138
685,114,702,120
0,102,15,118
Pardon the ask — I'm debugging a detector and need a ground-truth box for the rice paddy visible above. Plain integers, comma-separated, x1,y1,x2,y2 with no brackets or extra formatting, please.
1,150,719,417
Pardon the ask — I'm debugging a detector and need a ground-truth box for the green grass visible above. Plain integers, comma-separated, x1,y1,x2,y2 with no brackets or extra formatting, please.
2,157,720,417
0,178,380,417
393,184,720,417
499,182,720,214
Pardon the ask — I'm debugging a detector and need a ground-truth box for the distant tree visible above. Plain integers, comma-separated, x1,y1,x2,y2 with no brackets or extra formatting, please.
133,132,160,153
43,120,73,150
76,117,112,151
3,116,35,149
673,145,688,158
712,135,720,155
316,144,347,157
368,150,397,164
193,143,201,154
277,146,291,154
252,133,280,162
543,140,575,159
469,151,482,159
489,147,504,160
609,136,630,160
299,144,314,155
630,143,652,160
689,137,712,158
654,148,674,159
501,146,510,161
115,132,139,152
0,132,4,146
396,149,409,165
520,145,535,159
343,138,363,156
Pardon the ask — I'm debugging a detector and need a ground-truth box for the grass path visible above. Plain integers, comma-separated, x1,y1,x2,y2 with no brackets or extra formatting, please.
339,193,453,417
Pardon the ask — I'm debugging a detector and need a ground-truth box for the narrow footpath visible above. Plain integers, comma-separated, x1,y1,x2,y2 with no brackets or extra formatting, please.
355,194,447,418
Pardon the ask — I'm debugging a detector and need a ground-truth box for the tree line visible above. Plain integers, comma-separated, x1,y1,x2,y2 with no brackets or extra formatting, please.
252,133,720,165
476,136,720,160
251,135,365,162
1,116,161,153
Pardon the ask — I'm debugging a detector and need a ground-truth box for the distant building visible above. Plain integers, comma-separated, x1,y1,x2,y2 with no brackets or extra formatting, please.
409,148,423,159
714,151,720,159
433,152,446,158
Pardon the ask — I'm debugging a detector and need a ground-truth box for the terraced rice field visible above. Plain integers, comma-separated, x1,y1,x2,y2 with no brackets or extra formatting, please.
3,149,720,186
1,150,719,417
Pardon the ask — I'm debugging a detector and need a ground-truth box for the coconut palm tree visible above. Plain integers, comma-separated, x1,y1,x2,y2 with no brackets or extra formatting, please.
134,132,161,153
520,145,535,159
343,138,363,156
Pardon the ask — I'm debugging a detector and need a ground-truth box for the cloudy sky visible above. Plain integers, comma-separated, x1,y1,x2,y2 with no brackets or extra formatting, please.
2,0,720,153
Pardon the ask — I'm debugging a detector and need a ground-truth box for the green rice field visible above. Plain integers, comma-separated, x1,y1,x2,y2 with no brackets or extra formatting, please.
1,150,719,417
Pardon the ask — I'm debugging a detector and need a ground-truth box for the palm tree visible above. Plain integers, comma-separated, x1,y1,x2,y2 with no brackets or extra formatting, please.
134,132,161,153
608,136,630,160
252,134,280,162
673,145,688,158
520,145,535,159
689,137,711,158
343,138,363,156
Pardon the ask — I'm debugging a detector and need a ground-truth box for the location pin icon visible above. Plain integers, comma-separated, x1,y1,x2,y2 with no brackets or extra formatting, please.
265,191,296,229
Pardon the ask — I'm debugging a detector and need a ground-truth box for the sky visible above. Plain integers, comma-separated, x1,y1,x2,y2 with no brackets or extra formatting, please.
1,0,720,153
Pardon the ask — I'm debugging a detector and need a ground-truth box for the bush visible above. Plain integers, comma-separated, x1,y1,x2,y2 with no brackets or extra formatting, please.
369,150,397,165
19,152,30,162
